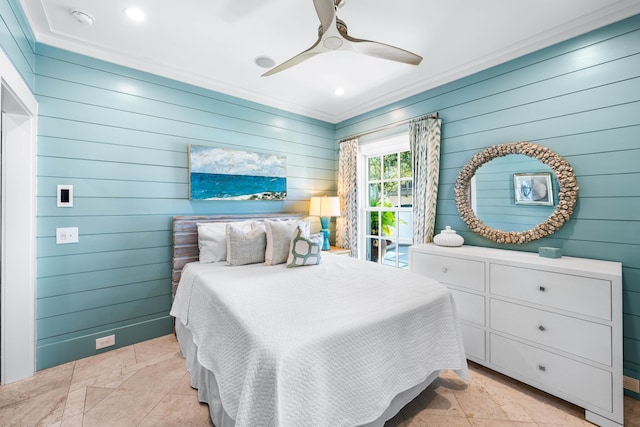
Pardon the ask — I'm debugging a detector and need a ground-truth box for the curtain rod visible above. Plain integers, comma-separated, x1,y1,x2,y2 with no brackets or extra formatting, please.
339,112,439,143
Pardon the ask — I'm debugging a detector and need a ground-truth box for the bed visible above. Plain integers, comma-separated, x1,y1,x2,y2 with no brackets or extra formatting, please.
170,214,468,427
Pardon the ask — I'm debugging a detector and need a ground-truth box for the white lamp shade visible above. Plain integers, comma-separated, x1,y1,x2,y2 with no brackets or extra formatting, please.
309,196,341,217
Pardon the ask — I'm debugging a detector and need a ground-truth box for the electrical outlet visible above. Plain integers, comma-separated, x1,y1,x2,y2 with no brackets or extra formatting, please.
95,335,115,350
623,375,640,393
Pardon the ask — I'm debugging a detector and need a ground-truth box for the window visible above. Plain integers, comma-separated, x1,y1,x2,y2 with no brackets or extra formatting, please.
359,135,413,268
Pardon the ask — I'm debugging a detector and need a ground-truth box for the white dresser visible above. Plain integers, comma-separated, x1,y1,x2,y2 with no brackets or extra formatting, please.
410,243,623,427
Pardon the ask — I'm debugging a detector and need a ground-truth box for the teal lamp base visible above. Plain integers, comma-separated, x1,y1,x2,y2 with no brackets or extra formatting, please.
320,217,331,250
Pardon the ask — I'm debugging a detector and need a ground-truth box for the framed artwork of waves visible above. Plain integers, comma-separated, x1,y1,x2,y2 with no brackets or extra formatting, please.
188,145,287,200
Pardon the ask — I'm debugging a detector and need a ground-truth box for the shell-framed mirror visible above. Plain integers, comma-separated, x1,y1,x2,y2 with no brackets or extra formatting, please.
454,142,578,244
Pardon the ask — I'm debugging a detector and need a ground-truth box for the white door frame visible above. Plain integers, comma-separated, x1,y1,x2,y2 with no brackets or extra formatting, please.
357,134,409,261
0,48,38,384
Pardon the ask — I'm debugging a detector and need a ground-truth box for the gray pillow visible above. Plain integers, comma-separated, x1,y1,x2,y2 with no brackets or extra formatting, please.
226,224,267,266
264,219,310,265
197,221,253,263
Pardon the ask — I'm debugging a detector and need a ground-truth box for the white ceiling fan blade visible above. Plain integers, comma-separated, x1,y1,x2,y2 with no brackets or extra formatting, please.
343,33,423,65
263,0,420,76
313,0,336,35
262,40,324,76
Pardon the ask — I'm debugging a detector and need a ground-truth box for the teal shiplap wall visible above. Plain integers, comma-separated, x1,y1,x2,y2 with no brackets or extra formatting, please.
2,0,640,396
337,14,640,395
0,0,35,88
33,46,336,369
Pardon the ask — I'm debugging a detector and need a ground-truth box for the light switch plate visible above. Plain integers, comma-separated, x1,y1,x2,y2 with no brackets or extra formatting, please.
56,227,79,244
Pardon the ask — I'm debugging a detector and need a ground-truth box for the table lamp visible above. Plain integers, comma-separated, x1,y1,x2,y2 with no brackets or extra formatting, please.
309,196,341,250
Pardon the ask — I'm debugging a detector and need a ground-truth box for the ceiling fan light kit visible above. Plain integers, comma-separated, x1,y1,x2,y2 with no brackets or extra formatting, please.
263,0,422,76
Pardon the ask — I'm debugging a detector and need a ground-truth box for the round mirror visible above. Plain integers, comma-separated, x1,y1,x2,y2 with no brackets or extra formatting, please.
471,154,558,231
454,142,578,244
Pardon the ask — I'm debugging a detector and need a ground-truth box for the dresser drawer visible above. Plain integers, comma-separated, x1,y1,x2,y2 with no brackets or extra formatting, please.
459,322,485,361
490,264,611,320
490,299,611,365
490,334,612,412
449,288,485,326
411,252,485,291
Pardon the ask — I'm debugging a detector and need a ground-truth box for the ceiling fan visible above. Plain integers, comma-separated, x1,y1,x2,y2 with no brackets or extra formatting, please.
262,0,423,76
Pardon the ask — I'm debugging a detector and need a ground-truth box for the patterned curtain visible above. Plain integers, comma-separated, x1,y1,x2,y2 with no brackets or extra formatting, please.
409,117,441,244
336,137,359,257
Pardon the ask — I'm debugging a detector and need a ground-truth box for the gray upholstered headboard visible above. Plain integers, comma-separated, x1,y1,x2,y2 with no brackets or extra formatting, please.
171,214,303,295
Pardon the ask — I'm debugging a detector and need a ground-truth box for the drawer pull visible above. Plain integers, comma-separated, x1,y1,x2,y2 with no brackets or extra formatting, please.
442,267,448,273
538,325,546,331
539,286,546,292
538,364,546,372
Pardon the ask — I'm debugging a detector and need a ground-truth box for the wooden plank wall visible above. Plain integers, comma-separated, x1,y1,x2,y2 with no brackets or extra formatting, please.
4,0,640,394
0,0,35,89
33,45,337,370
336,14,640,395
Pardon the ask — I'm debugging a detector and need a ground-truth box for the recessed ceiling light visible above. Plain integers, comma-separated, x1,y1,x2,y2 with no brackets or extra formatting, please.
334,88,345,96
254,56,275,68
124,7,145,22
70,10,94,25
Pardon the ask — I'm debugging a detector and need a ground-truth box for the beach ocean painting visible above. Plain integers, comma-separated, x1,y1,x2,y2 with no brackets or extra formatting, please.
189,145,287,200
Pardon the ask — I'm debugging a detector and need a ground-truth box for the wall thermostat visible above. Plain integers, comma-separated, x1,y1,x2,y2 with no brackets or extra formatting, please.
57,184,73,207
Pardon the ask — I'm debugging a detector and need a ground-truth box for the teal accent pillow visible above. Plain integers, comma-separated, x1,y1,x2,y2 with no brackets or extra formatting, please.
287,226,323,268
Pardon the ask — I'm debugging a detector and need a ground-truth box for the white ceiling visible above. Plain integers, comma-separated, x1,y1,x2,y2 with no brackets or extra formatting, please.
19,0,640,123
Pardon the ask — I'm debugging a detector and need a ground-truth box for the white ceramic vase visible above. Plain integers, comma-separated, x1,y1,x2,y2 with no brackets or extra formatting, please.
433,226,464,247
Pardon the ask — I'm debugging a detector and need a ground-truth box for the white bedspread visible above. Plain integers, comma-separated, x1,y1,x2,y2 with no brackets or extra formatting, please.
170,254,467,427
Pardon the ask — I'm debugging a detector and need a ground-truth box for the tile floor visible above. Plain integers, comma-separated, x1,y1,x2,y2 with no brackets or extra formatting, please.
0,334,638,426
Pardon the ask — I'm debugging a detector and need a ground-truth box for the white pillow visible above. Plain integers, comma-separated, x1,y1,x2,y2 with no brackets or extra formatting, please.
197,221,252,263
264,219,311,266
287,226,323,267
226,224,267,266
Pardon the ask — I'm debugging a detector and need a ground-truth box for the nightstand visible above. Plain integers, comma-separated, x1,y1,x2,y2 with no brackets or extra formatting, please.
329,246,351,256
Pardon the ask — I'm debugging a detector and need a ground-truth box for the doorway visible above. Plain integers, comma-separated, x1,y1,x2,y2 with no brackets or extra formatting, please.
0,49,38,384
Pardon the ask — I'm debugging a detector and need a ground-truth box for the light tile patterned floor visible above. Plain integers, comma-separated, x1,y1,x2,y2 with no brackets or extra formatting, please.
0,334,638,426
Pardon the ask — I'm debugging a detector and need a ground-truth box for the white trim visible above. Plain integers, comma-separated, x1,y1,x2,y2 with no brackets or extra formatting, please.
19,1,640,123
0,47,38,384
357,134,411,265
358,133,409,157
